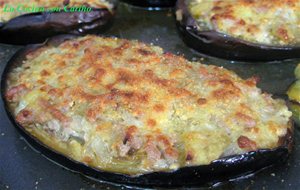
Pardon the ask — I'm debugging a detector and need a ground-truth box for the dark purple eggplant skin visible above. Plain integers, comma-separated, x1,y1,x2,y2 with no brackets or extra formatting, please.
175,0,300,61
0,7,116,45
1,35,294,187
121,0,176,8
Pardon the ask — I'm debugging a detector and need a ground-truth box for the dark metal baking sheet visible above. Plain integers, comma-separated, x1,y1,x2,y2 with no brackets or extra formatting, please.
0,2,300,190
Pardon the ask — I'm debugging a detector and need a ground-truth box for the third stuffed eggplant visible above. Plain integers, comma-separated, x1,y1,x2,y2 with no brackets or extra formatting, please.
0,0,117,45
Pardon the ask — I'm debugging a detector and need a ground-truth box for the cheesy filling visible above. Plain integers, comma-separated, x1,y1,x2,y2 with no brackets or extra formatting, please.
0,0,113,22
188,0,300,46
5,36,292,175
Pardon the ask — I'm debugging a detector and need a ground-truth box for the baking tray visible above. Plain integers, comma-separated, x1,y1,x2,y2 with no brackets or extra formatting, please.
0,2,300,190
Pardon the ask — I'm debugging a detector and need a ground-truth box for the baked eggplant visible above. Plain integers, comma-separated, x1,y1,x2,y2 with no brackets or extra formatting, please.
175,0,300,61
0,0,116,45
121,0,176,8
2,35,293,187
287,64,300,125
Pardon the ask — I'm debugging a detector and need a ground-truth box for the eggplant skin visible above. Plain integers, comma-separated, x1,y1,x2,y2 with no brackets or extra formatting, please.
0,8,115,45
175,0,300,61
1,35,294,187
121,0,176,8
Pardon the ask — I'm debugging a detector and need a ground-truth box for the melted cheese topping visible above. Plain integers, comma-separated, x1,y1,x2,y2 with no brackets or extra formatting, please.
189,0,300,46
0,0,113,22
6,35,292,175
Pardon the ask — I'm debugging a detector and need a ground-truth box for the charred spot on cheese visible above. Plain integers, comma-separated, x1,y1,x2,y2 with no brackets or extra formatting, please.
147,119,157,127
153,104,165,112
5,35,292,175
188,0,300,46
197,98,207,105
237,135,257,151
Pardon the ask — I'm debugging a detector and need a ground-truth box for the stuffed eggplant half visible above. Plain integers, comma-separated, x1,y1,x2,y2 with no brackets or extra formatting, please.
0,0,116,45
287,64,300,126
121,0,176,8
2,35,293,187
175,0,300,61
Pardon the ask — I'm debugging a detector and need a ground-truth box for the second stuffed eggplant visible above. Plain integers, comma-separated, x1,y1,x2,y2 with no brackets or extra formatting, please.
175,0,300,61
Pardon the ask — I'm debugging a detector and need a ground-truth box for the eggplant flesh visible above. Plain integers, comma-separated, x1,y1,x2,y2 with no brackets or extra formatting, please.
175,0,300,61
295,65,300,79
1,35,294,187
287,79,300,126
0,7,115,45
121,0,176,8
288,102,300,126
